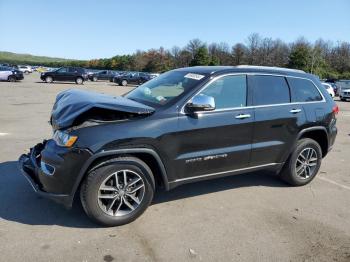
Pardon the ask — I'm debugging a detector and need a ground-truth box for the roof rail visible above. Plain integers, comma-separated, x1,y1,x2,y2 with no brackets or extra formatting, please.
236,65,305,73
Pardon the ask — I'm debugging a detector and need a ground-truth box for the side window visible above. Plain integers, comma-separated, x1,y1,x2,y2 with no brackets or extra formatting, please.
68,67,79,73
58,68,68,73
251,75,290,106
200,75,247,109
287,78,323,102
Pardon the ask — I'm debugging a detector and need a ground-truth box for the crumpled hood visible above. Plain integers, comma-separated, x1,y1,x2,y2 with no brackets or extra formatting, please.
51,89,154,130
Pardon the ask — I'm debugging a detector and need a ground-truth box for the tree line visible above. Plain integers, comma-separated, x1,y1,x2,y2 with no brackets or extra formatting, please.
3,34,350,79
86,33,350,79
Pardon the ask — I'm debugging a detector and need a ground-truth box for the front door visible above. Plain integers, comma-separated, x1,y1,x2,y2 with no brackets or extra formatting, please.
55,67,69,81
174,74,254,181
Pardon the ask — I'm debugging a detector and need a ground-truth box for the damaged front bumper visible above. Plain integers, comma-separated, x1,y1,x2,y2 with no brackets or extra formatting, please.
18,140,92,208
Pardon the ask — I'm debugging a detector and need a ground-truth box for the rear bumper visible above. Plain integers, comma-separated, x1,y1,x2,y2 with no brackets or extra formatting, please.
18,140,92,208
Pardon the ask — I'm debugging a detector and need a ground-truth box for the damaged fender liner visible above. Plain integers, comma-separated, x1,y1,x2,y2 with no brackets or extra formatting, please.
51,89,155,130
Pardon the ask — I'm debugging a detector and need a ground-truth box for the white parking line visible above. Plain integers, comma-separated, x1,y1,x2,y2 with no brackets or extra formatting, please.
317,176,350,191
0,133,10,136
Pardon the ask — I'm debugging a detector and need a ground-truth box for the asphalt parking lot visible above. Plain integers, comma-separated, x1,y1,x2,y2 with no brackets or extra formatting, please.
0,73,349,262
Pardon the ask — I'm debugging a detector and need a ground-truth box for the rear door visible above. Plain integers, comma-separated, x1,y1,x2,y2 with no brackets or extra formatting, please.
175,74,254,181
249,74,307,166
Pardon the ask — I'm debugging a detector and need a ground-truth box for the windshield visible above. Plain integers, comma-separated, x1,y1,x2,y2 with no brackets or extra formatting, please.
125,71,206,106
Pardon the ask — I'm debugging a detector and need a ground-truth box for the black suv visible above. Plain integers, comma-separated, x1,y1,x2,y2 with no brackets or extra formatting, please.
88,70,118,81
40,67,88,84
112,72,151,86
19,66,338,226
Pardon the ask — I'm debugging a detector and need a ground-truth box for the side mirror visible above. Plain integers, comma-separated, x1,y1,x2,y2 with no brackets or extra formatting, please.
186,94,215,112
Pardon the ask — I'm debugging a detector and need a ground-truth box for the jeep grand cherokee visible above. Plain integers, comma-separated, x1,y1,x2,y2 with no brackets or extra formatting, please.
19,66,338,226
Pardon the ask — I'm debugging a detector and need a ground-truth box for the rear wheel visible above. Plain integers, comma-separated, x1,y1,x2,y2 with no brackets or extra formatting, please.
8,75,16,82
75,77,83,84
92,76,98,82
121,80,128,86
80,157,154,226
45,76,53,83
280,138,322,186
340,96,346,101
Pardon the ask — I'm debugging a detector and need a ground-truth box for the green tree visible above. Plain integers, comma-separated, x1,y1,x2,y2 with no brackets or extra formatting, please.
190,46,210,66
288,40,311,71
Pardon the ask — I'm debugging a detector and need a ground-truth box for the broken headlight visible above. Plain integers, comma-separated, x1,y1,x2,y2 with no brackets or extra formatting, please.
53,130,78,147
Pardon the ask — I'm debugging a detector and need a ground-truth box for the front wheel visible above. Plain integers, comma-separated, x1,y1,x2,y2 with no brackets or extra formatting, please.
280,138,322,186
80,157,154,226
120,79,128,86
92,76,98,82
45,76,53,83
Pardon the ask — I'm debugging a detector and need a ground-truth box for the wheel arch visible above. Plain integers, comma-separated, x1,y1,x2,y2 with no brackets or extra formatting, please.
296,126,329,158
69,148,170,207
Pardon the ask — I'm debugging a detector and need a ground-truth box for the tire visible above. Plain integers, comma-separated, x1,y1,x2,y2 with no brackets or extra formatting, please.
75,77,84,85
92,76,98,82
280,138,322,186
24,71,29,74
80,157,155,226
340,97,346,101
8,75,16,82
45,76,53,83
121,79,128,86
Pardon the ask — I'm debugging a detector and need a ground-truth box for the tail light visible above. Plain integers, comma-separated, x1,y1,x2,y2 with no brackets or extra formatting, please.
332,105,339,115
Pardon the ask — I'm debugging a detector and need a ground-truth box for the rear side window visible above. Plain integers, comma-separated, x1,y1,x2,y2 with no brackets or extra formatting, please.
200,75,247,109
288,78,323,102
251,75,290,106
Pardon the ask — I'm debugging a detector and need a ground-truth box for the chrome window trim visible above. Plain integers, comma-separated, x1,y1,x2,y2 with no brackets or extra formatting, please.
172,163,279,183
180,72,326,115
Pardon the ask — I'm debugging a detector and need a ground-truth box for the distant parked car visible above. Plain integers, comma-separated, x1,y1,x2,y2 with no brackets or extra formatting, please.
112,72,152,86
321,83,335,98
0,66,24,82
149,73,160,79
338,80,350,101
36,67,48,73
18,65,33,74
88,70,118,81
40,67,88,84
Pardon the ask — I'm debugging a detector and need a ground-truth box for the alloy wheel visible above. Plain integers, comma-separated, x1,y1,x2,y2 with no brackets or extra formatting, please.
295,147,318,179
97,169,145,217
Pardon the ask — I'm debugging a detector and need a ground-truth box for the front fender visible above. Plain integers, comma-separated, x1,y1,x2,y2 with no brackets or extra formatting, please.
68,147,170,207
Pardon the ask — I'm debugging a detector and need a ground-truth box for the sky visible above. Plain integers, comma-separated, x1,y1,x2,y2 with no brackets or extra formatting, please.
1,0,349,60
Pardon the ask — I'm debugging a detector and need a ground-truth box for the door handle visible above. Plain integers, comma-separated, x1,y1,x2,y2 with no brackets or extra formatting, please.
235,114,251,119
290,109,302,114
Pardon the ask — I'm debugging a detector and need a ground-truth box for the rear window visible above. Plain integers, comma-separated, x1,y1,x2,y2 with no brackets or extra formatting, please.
251,75,290,106
288,78,323,102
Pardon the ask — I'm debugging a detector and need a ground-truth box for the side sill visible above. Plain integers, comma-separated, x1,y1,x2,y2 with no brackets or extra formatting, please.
168,163,283,189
